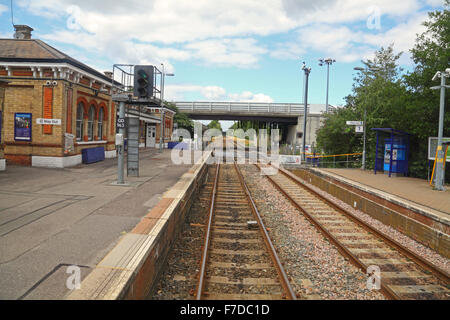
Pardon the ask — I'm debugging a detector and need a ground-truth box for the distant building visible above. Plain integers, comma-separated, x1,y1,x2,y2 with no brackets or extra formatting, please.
123,104,175,148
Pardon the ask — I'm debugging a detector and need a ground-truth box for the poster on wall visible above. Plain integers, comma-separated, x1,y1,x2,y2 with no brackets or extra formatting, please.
14,113,32,141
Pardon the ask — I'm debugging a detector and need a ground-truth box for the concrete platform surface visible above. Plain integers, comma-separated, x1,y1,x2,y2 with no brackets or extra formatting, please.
320,168,450,216
0,149,192,300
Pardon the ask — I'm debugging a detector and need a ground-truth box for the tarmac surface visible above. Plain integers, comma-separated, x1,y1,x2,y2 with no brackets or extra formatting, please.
0,149,192,300
321,168,450,215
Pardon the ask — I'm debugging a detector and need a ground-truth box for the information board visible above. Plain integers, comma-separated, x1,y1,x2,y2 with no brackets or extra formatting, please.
428,137,450,162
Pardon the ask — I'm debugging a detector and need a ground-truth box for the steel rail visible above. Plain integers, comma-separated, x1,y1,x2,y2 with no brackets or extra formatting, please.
255,164,399,300
234,162,297,300
277,166,450,285
195,163,220,300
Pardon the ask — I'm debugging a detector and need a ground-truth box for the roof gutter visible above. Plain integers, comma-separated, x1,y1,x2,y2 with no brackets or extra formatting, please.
0,59,121,87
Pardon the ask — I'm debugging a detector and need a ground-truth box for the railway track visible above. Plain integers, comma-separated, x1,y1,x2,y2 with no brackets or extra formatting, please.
257,163,450,300
195,163,297,300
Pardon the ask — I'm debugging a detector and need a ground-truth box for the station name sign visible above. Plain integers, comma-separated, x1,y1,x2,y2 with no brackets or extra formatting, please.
36,118,61,125
346,121,364,126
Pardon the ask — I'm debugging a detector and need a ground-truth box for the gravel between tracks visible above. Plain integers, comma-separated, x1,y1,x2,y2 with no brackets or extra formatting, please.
289,170,449,274
240,165,385,300
150,168,214,300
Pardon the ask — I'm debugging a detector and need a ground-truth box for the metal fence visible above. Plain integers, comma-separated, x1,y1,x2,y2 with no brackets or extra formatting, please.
306,153,363,169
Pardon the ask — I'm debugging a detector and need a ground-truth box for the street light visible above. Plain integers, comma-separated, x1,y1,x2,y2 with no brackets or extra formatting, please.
353,66,377,171
301,61,311,162
159,63,175,152
319,58,336,114
431,69,450,191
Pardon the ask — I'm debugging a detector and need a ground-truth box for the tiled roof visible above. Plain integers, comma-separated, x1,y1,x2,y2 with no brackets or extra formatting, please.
0,39,113,83
0,39,65,59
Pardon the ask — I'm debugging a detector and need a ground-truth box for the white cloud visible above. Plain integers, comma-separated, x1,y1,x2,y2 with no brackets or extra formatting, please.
21,0,432,68
165,84,274,102
362,13,428,63
42,30,266,69
165,84,227,101
282,0,421,24
185,38,267,68
20,0,295,43
201,86,228,100
298,25,376,63
228,91,274,103
269,42,305,60
21,0,423,43
424,0,445,6
0,4,8,16
271,11,428,65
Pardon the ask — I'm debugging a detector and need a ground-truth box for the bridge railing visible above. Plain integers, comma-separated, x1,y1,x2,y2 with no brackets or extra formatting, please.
174,101,318,115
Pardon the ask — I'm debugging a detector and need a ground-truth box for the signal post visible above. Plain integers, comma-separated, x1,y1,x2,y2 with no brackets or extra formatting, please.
111,64,162,185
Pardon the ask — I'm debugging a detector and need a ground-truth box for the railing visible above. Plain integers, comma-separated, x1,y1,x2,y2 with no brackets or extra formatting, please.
306,153,363,169
174,101,327,115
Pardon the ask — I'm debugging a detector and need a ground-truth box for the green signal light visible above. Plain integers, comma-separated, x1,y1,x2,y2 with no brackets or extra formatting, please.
138,70,148,80
134,66,153,98
137,69,148,89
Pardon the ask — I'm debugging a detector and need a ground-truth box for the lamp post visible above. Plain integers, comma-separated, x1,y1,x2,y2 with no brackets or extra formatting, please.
431,68,450,191
353,66,380,170
301,62,311,162
159,63,175,152
319,58,336,114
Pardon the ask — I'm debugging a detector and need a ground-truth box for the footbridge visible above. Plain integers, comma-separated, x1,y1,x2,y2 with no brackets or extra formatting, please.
174,101,328,123
174,101,332,148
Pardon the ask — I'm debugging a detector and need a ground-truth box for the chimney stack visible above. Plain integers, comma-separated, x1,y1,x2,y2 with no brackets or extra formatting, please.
104,71,113,79
14,25,33,40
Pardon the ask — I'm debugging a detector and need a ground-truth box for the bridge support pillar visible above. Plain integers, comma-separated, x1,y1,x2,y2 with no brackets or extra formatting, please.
286,115,323,154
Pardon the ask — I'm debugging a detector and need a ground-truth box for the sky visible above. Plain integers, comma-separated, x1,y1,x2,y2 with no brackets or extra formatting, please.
0,0,445,130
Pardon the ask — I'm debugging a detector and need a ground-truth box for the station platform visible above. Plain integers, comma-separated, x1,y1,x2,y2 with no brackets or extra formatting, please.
0,149,200,300
294,167,449,258
319,169,449,216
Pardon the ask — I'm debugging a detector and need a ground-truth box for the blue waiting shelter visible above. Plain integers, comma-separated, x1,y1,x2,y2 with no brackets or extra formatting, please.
372,128,411,177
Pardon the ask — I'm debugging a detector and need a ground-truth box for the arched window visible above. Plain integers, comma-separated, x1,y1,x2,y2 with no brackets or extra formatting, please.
98,108,104,140
87,105,95,141
76,103,84,141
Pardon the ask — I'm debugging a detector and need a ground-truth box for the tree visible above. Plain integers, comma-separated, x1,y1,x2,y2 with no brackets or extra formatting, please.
207,120,223,132
165,102,194,136
316,3,450,180
317,44,408,169
403,0,450,179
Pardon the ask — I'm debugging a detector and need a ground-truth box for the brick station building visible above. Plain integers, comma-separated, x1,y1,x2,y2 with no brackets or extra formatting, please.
0,26,177,169
0,26,120,168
